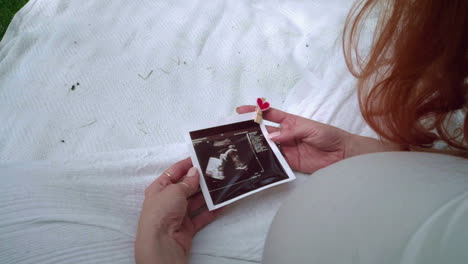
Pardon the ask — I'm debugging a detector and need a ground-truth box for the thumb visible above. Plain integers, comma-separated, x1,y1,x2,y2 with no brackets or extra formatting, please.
178,167,200,198
267,128,296,143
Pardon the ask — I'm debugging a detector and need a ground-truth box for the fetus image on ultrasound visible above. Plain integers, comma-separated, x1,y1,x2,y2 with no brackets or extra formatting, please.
190,120,289,205
206,143,248,180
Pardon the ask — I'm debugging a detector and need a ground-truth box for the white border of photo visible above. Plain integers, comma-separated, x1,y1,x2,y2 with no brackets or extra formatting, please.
185,113,296,211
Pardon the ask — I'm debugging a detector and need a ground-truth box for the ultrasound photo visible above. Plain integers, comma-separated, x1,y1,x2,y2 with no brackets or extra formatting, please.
188,117,295,210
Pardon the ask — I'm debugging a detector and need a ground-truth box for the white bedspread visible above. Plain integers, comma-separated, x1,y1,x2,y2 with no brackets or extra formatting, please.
0,0,376,263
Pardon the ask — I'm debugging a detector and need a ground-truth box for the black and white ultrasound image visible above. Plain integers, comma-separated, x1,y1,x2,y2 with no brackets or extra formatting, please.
190,120,288,205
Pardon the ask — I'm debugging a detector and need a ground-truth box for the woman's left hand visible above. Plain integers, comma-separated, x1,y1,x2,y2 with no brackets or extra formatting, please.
135,158,221,264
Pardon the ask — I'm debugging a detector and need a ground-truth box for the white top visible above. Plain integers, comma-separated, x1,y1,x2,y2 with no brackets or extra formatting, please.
264,152,468,264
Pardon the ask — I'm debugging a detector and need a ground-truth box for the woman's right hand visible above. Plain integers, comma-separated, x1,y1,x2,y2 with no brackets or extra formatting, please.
237,105,401,174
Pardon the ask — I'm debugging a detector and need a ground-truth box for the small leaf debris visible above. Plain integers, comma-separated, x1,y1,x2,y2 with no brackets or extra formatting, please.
138,70,154,80
79,120,97,128
71,82,80,91
159,68,170,74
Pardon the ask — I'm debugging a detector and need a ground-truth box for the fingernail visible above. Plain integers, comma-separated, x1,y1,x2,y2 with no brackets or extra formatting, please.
268,131,281,139
235,107,240,113
187,167,198,177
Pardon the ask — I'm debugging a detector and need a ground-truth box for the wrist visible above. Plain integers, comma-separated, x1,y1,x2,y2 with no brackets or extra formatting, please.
345,133,402,158
156,234,186,264
135,230,186,264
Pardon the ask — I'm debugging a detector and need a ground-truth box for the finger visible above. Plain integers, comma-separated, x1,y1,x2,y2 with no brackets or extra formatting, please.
237,105,313,144
266,125,280,134
265,125,284,143
176,167,200,198
192,209,223,233
145,158,192,195
238,106,290,143
238,106,341,147
236,105,292,124
236,105,256,114
187,193,206,215
163,157,193,183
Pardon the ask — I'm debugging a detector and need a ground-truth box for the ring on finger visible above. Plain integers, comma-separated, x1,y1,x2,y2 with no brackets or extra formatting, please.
163,171,172,178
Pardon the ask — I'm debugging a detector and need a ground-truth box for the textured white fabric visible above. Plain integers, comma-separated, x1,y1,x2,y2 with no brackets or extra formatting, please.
0,0,371,162
0,144,309,264
0,0,372,263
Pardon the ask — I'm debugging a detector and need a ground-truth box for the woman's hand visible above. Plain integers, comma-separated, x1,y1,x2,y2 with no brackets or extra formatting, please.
135,158,221,264
237,106,401,174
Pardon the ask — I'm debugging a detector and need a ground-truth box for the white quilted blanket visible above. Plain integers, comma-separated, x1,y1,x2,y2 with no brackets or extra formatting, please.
0,0,376,263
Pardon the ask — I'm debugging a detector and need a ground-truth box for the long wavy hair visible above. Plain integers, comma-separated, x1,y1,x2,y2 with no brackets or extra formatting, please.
343,0,468,157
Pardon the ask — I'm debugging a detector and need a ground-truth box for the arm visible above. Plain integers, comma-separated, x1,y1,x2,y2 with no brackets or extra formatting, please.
345,134,404,158
135,158,221,264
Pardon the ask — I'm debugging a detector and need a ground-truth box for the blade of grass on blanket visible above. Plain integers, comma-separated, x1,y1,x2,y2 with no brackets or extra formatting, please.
0,0,30,41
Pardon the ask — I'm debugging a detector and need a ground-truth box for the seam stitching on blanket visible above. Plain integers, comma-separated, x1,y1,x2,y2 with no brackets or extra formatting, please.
191,252,260,263
196,1,226,57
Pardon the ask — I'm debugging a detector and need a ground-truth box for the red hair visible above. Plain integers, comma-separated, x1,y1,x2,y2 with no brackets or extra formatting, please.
344,0,468,156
